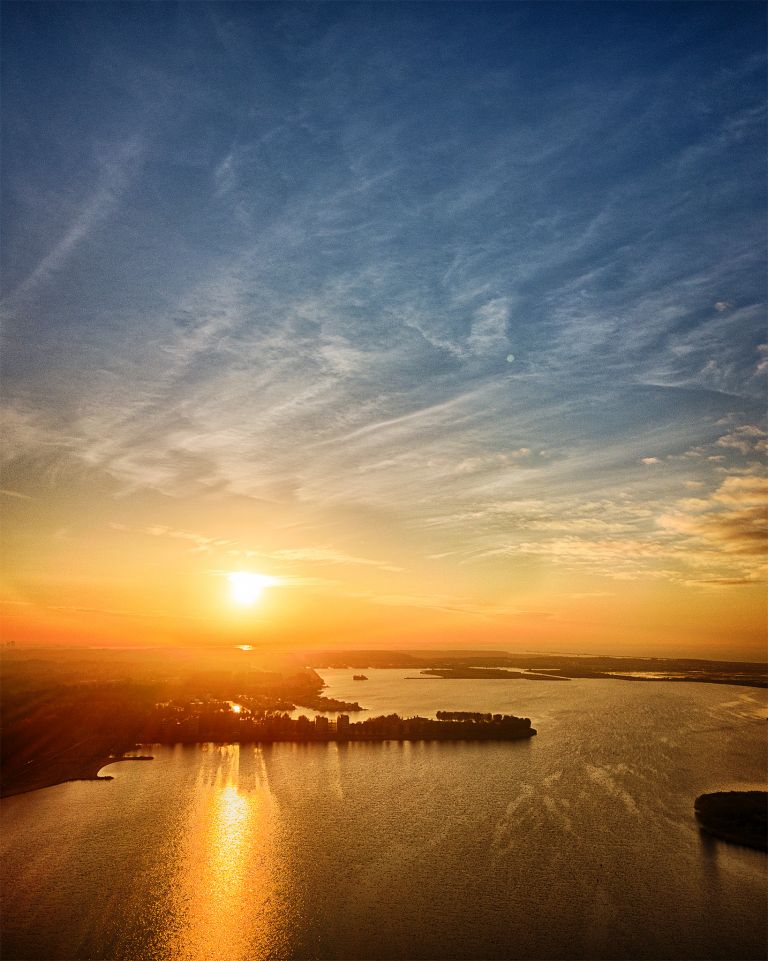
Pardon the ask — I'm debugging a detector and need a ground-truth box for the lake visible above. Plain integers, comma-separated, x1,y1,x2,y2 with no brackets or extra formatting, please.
2,672,766,960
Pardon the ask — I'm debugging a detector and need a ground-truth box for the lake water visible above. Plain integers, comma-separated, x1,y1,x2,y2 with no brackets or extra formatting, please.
2,672,766,960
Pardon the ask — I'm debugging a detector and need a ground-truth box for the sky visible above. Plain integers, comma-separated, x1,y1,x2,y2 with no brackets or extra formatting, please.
1,2,766,659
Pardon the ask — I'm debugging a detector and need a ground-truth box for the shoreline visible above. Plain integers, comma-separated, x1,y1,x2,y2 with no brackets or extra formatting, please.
412,669,766,688
1,753,154,800
1,727,536,798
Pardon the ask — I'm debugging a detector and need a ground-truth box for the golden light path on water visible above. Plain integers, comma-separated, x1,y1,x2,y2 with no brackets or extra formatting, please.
154,746,291,961
2,677,766,961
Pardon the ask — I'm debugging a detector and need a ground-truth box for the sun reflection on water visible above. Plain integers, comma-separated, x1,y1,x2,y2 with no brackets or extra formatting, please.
209,783,251,886
157,745,291,961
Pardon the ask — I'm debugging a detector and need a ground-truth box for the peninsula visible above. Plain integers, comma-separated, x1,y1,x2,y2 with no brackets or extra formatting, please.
0,647,535,797
419,667,568,680
150,709,536,744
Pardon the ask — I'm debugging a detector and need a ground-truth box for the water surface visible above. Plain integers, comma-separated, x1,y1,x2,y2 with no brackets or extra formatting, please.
2,673,766,960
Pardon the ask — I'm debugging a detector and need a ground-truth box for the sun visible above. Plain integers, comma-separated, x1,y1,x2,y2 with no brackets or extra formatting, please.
227,571,275,607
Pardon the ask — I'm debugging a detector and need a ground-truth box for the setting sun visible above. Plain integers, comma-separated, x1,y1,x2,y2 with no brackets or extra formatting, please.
227,571,274,607
1,6,766,960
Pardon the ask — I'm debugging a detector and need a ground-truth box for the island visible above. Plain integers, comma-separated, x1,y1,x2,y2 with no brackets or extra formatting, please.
694,791,767,851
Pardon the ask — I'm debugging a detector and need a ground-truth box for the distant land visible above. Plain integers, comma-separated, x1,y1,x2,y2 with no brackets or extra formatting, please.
1,646,765,798
0,646,355,797
417,667,569,680
304,650,768,688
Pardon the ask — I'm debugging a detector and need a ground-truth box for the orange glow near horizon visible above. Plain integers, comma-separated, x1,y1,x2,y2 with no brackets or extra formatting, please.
0,481,765,661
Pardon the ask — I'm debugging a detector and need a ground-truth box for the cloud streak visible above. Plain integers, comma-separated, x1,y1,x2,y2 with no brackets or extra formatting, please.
1,3,765,646
3,137,144,304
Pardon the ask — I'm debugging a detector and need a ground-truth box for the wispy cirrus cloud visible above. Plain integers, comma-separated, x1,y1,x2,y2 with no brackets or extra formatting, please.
0,488,32,500
1,2,764,634
271,547,403,573
3,137,144,305
111,522,403,575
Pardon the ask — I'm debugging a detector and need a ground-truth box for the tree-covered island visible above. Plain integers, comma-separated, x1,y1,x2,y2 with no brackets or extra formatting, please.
695,791,767,851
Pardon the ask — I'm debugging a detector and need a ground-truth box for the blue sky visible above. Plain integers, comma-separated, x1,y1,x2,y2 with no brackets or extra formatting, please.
1,2,766,654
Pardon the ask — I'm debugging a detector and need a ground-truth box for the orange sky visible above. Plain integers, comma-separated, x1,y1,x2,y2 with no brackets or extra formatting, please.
1,471,765,660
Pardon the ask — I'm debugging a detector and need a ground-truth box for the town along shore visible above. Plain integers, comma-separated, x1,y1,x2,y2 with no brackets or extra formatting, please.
149,709,536,744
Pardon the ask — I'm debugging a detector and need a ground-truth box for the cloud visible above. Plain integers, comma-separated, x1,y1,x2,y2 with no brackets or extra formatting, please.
47,604,210,622
711,474,768,505
457,466,767,587
715,425,767,455
348,588,548,621
2,4,764,618
116,522,404,574
455,449,531,474
467,298,510,356
658,474,768,558
0,489,32,500
0,404,67,464
144,525,235,553
271,547,403,573
567,592,615,598
3,137,144,304
659,507,766,556
528,518,633,534
213,151,237,198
